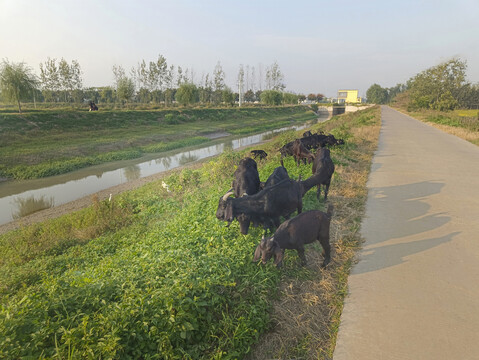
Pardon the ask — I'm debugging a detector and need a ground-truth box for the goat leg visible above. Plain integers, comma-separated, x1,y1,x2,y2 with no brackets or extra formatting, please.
320,238,331,267
297,247,307,266
324,183,330,201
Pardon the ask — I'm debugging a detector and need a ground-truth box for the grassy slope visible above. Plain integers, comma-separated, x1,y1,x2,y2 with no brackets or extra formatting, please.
0,106,315,179
0,107,381,359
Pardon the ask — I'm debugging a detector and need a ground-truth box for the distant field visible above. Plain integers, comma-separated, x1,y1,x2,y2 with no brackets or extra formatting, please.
0,106,316,179
454,109,479,117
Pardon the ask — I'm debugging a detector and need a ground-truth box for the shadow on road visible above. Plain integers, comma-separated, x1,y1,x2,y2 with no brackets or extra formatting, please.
356,231,460,274
355,180,458,273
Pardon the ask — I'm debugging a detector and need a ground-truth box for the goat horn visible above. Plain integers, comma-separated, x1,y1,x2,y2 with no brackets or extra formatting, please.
222,191,234,201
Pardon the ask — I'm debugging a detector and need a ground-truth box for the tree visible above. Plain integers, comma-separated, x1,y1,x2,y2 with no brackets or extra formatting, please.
175,83,199,106
260,90,283,105
164,65,175,106
244,89,255,102
58,58,83,102
455,83,479,108
199,73,213,104
265,62,285,91
222,87,235,106
366,84,389,104
387,83,407,103
0,59,38,113
39,57,61,102
213,61,225,104
99,87,115,103
117,77,135,104
112,65,126,88
237,64,245,105
407,58,467,110
283,92,299,105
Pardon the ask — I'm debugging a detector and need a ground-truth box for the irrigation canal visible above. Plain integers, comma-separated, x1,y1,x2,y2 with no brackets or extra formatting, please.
0,120,321,226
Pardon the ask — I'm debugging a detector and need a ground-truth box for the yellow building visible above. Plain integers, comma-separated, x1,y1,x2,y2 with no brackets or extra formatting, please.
337,89,362,104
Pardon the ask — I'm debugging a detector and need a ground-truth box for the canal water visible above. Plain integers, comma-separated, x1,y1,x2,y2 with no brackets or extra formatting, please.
0,122,315,226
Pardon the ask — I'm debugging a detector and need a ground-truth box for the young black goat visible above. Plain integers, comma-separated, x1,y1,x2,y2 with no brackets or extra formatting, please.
231,157,261,198
301,147,335,201
250,149,268,160
253,205,333,268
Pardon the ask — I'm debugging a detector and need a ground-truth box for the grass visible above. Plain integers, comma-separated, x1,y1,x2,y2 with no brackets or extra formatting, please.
0,106,381,359
392,104,479,146
0,106,316,179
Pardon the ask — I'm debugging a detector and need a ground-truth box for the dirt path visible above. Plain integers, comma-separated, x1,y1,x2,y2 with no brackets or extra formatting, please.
333,106,479,359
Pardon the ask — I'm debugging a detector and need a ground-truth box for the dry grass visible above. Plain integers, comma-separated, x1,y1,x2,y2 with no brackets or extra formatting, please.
423,122,479,144
247,116,381,359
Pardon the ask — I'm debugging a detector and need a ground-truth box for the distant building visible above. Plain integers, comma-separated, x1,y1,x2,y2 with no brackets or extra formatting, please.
337,89,362,104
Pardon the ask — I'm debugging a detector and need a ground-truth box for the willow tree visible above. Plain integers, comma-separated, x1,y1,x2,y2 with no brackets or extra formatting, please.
0,60,38,113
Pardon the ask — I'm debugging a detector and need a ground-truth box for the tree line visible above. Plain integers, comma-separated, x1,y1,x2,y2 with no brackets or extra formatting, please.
0,55,324,113
366,58,479,111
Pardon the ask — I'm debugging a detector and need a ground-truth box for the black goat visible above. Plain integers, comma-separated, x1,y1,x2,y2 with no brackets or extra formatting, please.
253,205,333,268
231,157,261,198
301,147,335,201
216,178,303,235
89,101,98,111
291,139,315,166
250,150,268,160
263,166,289,188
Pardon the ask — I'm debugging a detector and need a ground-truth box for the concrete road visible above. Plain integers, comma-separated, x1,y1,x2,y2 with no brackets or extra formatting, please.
333,106,479,359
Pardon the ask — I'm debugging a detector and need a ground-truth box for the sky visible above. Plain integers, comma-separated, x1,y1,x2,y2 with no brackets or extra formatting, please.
1,0,478,98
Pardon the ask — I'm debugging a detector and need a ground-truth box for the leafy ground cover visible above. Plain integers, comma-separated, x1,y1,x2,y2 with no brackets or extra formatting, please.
0,106,381,359
0,106,315,180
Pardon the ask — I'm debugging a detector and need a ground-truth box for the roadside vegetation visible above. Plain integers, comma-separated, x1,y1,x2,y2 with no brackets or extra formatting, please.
392,94,479,146
366,57,479,146
0,106,316,180
0,107,380,358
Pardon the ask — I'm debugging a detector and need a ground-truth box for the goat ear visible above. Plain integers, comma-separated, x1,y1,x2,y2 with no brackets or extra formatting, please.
225,202,234,222
253,244,262,262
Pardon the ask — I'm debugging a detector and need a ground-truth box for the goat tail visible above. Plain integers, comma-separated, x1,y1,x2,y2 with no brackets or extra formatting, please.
326,203,333,218
280,156,284,167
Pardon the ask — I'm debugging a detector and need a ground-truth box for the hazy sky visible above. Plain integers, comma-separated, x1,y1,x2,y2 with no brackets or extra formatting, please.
1,0,478,97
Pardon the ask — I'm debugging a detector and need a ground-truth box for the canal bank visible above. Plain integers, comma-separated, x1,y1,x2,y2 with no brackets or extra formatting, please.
0,116,330,233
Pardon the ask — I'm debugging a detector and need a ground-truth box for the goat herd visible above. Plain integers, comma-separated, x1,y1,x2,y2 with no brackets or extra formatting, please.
215,130,344,269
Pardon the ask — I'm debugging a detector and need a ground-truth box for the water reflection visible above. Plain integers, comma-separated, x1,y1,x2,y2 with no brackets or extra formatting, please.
124,165,141,181
0,121,315,225
179,154,199,166
159,157,172,169
12,195,54,219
